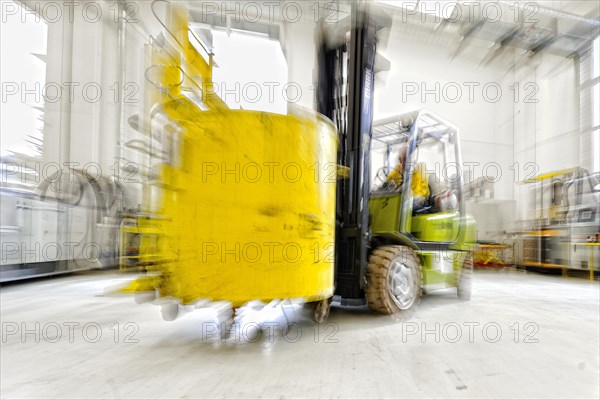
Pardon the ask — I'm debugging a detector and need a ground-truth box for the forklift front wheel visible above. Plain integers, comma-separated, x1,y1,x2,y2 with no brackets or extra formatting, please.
366,246,422,315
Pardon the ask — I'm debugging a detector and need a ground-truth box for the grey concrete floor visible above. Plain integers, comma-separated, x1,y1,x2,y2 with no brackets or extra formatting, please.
1,270,599,399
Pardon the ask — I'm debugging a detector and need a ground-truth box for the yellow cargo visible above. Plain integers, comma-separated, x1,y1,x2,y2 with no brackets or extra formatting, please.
121,3,337,308
136,109,337,307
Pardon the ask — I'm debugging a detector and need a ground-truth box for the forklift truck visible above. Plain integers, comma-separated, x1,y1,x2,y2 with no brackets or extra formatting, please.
121,1,475,323
313,2,476,320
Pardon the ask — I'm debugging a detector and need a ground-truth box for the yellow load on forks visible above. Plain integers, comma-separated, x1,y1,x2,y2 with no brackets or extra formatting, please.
122,2,337,320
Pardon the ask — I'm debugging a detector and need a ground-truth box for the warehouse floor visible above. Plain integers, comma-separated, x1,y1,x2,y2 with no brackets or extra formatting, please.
1,270,598,399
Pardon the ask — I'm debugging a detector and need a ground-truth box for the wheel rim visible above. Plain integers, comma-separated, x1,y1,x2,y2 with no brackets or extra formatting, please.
388,258,418,310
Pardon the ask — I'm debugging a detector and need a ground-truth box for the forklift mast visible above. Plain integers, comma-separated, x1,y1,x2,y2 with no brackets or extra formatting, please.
317,1,390,301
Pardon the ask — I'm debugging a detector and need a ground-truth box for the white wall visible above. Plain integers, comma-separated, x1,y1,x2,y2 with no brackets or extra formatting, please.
506,51,583,228
510,53,580,174
36,0,122,174
373,26,516,203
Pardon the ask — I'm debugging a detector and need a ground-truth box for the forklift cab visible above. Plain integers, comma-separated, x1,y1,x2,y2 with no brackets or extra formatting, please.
369,110,466,247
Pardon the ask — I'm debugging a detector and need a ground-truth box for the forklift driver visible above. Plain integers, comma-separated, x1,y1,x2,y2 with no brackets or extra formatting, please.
383,144,456,213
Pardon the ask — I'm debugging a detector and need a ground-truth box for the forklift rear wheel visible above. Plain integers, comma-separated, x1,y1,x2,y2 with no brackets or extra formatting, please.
311,298,331,323
457,255,473,300
366,246,422,315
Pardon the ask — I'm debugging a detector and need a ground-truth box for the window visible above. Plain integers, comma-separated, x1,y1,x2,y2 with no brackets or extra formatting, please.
594,36,600,79
580,36,600,173
211,30,287,114
0,0,48,158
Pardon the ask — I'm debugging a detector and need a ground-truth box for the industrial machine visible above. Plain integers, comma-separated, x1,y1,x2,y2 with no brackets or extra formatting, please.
121,1,476,324
1,161,123,282
519,167,600,276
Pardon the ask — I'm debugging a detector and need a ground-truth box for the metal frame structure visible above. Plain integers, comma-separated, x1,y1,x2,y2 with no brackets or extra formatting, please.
371,110,465,246
317,0,390,301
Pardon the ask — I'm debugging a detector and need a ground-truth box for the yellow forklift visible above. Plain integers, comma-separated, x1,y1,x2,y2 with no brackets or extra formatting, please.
122,1,476,323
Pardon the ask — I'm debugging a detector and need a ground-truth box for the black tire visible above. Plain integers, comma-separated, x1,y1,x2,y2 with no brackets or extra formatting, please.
365,245,422,315
457,254,473,300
